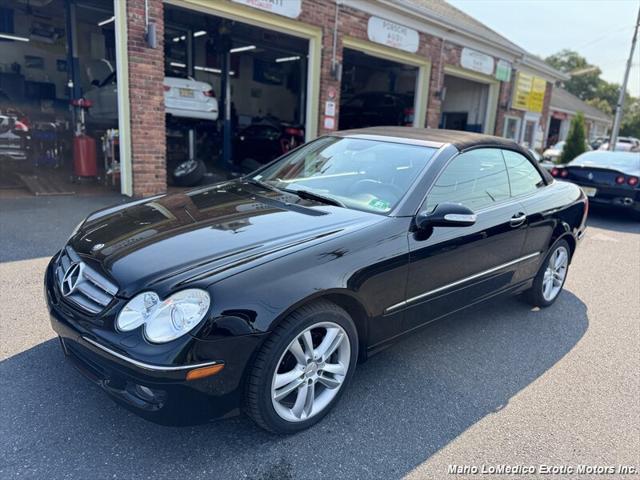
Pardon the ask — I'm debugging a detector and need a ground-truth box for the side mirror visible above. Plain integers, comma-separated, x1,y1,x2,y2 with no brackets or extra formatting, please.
416,202,477,229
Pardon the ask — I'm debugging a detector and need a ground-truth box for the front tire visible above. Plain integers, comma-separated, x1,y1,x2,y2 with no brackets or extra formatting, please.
524,239,571,307
245,300,358,434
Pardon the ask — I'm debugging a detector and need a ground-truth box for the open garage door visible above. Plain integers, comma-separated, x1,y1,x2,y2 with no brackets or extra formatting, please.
339,48,417,130
439,67,499,135
163,4,312,186
0,0,123,197
440,74,489,133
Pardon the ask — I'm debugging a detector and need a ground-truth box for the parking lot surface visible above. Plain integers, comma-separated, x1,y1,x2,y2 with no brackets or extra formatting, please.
1,196,639,479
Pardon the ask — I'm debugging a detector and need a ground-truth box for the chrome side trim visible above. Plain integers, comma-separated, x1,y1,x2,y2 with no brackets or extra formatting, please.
82,337,221,372
385,252,541,314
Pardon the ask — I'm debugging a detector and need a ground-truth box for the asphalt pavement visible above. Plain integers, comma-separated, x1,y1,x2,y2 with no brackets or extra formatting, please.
1,196,638,479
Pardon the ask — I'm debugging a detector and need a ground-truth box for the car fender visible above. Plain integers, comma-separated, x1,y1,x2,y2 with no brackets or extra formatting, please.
192,218,412,347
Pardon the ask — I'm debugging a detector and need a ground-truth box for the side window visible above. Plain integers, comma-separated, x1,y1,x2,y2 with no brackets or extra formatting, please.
425,148,510,212
503,150,545,196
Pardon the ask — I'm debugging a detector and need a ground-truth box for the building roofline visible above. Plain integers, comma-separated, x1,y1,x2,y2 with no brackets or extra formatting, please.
549,106,612,124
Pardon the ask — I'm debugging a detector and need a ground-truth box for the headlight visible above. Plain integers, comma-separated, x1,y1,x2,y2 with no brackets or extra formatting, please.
116,289,210,343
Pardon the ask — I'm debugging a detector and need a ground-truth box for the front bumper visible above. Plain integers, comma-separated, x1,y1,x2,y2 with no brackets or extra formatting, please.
46,260,266,425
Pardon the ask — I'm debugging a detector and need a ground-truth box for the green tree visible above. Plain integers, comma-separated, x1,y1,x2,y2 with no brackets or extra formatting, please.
560,112,587,164
586,98,613,115
620,98,640,138
546,49,601,100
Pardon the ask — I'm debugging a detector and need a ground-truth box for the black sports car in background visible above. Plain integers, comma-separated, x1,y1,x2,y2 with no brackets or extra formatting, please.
338,92,414,130
46,128,587,434
549,151,639,217
234,120,305,171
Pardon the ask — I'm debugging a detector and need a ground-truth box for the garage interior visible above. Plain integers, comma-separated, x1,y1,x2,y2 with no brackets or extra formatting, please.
339,48,417,130
0,0,120,197
439,74,489,133
163,5,309,186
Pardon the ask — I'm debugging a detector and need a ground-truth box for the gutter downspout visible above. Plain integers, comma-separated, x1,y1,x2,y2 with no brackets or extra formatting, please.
331,1,341,79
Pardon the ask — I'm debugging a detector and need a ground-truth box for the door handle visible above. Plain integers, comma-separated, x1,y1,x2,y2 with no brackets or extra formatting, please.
510,212,527,227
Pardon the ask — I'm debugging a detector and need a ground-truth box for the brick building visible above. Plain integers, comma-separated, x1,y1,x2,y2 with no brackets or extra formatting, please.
0,0,567,197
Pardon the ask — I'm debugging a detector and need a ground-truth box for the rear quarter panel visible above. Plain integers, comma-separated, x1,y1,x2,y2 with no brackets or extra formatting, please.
519,180,586,279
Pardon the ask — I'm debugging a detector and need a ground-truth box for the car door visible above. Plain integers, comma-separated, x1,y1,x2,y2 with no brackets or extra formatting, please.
502,149,555,279
401,148,530,332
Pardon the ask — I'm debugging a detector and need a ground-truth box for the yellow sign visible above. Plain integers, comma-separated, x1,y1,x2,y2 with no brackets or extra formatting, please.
512,72,546,113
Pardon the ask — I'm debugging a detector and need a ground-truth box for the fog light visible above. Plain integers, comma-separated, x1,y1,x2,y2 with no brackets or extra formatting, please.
135,384,156,401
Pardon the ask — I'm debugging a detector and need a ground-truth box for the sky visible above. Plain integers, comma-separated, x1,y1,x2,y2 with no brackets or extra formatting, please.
447,0,640,97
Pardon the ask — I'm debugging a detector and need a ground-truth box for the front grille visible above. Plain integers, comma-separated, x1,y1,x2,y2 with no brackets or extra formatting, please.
55,246,118,315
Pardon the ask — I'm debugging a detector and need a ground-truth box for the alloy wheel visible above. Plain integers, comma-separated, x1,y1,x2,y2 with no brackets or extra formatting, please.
542,245,568,301
271,321,351,422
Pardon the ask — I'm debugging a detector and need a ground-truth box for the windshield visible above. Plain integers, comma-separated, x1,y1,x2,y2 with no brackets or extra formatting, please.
253,137,436,214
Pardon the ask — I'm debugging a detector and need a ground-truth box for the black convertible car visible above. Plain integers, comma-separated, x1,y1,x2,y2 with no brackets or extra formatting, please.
46,128,587,433
549,150,639,217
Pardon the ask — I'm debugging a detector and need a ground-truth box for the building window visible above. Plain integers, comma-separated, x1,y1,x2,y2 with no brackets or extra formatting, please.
502,115,521,140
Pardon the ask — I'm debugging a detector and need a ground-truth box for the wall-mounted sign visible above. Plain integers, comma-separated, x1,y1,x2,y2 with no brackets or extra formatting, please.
495,59,512,82
512,72,547,113
323,116,336,130
325,101,336,117
460,47,495,76
367,16,419,53
232,0,301,19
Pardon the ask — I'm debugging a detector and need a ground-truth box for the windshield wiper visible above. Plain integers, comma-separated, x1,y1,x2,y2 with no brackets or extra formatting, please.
285,188,346,208
246,178,281,192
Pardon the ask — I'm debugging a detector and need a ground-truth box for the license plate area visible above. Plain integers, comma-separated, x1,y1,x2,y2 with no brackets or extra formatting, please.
179,88,194,98
582,186,597,197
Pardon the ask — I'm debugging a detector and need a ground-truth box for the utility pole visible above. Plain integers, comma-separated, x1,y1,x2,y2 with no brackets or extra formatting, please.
609,6,640,150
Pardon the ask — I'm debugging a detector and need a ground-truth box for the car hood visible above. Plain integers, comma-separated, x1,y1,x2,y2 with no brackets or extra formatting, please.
68,182,384,297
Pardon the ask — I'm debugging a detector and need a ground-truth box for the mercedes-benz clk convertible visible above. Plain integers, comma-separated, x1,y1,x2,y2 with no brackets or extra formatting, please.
46,127,587,433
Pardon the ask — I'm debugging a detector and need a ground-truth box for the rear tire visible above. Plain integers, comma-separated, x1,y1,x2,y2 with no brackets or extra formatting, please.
524,239,571,308
245,300,358,434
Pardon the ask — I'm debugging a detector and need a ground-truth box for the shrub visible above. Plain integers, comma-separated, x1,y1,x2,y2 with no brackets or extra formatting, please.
560,112,587,164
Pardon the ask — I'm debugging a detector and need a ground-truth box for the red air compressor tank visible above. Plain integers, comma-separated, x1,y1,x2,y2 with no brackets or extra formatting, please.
73,134,98,177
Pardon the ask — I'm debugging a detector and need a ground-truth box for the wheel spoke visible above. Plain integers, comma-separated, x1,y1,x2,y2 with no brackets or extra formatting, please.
288,339,307,365
317,329,344,361
321,361,346,376
301,330,314,358
291,383,309,419
274,377,304,402
315,327,339,354
555,250,567,269
274,367,303,389
317,374,341,389
543,278,553,298
303,382,315,417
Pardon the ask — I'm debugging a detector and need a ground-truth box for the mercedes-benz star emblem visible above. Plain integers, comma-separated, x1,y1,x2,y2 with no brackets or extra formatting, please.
587,172,594,180
61,263,82,296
